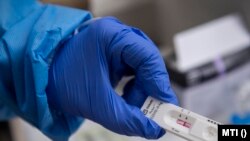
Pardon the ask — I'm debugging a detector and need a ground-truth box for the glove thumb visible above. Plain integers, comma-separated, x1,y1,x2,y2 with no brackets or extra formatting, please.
106,89,165,139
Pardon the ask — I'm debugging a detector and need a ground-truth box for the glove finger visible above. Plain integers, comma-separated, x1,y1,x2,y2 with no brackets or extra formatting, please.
122,78,147,108
119,29,178,105
104,90,166,139
81,17,178,104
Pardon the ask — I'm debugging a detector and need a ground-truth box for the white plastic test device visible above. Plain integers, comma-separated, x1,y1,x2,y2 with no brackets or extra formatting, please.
141,97,220,141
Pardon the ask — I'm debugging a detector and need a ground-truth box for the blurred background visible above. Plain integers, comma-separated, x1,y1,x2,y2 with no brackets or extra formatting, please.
1,0,250,141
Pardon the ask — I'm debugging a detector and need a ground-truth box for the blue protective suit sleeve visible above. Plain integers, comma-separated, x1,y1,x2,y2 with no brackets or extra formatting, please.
0,0,92,140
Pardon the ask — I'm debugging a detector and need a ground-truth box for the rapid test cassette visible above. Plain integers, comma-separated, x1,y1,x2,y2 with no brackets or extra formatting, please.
141,97,220,141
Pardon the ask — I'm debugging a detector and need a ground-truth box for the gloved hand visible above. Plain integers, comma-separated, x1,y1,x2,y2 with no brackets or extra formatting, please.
47,17,178,139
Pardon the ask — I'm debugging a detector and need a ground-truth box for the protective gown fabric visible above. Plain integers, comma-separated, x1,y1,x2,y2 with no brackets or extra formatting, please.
0,0,92,140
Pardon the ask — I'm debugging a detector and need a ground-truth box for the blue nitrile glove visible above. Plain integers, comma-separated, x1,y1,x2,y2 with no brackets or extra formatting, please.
47,17,178,139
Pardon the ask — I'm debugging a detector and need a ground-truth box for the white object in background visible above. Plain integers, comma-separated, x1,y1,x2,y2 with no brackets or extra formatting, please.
141,97,220,141
174,13,250,72
236,80,250,116
173,61,250,124
232,80,250,123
